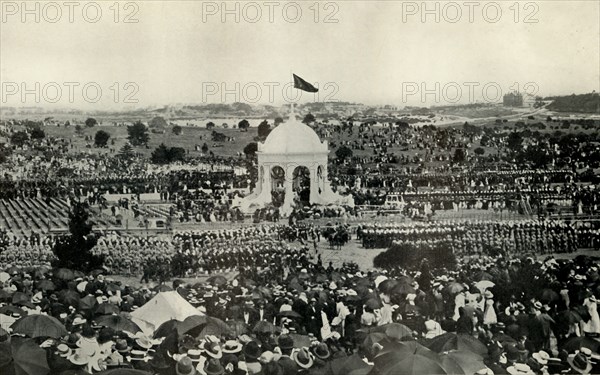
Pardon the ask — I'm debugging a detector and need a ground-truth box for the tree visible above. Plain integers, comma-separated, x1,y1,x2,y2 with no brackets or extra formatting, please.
474,147,485,155
0,145,11,164
243,142,258,158
335,146,353,162
453,148,466,163
149,116,167,128
172,125,183,135
258,120,271,138
238,119,250,132
127,121,150,146
10,131,28,146
507,132,523,151
303,113,316,124
94,130,111,148
201,143,209,153
85,117,97,128
274,117,284,126
206,122,215,129
51,202,104,272
480,134,490,147
151,144,186,164
30,127,45,140
118,143,136,159
75,124,84,136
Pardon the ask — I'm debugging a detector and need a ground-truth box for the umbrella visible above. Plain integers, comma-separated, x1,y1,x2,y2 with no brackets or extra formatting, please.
5,266,20,276
445,282,464,294
79,295,97,311
426,333,488,356
557,309,583,324
153,319,180,338
96,370,152,375
197,317,231,338
278,310,302,319
374,341,445,375
253,320,279,334
35,280,55,292
474,280,495,293
10,315,67,339
392,283,415,295
315,274,328,283
53,268,76,280
154,284,173,292
96,314,141,334
365,298,382,310
58,290,80,308
378,279,399,294
11,292,32,307
206,275,227,286
90,269,107,277
0,272,10,283
94,303,120,316
362,332,388,351
474,271,494,281
540,288,559,303
105,283,121,293
371,323,414,340
329,353,373,375
330,272,344,283
562,336,600,353
0,290,13,302
440,350,487,375
227,320,248,336
0,337,50,375
0,306,26,318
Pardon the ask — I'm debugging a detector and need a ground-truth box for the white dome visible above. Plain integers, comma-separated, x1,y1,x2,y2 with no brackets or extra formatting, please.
259,117,327,154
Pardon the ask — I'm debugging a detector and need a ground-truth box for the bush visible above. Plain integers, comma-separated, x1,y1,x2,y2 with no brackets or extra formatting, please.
94,130,111,147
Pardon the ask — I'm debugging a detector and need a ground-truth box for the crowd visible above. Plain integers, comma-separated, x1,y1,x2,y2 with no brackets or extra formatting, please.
0,240,599,374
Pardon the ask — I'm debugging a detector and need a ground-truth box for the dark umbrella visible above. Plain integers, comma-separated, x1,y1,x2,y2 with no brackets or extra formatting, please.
427,333,488,356
154,284,172,292
0,290,13,302
371,323,414,341
11,315,67,339
562,336,600,353
54,268,76,281
95,303,120,316
374,341,445,375
557,309,583,324
58,290,80,308
253,320,279,334
153,319,180,338
35,280,55,292
277,310,302,319
79,295,97,311
440,350,487,375
365,298,382,310
95,314,141,334
445,282,464,294
0,337,50,375
96,370,152,374
227,320,248,337
5,266,21,276
378,279,399,294
206,275,227,286
329,353,373,375
289,333,311,348
540,288,559,303
11,292,32,307
0,306,26,318
197,317,231,338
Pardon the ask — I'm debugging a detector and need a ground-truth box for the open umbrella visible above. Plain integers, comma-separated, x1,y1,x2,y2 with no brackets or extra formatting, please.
11,292,32,307
362,332,388,352
445,282,464,294
426,333,488,356
154,284,173,292
96,370,152,375
371,323,414,341
253,320,278,334
474,280,495,293
95,303,120,316
53,268,76,280
197,317,231,338
562,336,600,353
11,315,67,339
58,290,80,308
35,280,55,292
365,298,382,310
0,337,50,375
96,314,141,334
329,353,373,375
440,350,487,375
153,319,180,338
79,295,97,311
0,290,13,302
289,333,312,348
540,288,559,303
277,310,302,319
0,306,26,318
378,279,399,294
227,320,248,337
5,266,20,276
206,275,227,286
374,341,445,375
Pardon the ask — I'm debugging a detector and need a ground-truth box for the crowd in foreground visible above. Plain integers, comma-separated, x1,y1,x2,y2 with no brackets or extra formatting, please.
0,231,599,374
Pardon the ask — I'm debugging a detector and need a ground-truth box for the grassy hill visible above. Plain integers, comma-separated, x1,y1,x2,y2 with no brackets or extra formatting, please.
546,93,600,113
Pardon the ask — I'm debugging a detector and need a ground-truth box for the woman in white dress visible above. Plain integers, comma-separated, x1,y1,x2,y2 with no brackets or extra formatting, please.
483,290,497,326
581,294,600,335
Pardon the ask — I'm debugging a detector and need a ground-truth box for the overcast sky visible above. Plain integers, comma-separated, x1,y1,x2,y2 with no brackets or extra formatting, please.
1,0,599,109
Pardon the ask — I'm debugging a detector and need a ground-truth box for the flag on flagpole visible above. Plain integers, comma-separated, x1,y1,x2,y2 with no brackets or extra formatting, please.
293,74,319,93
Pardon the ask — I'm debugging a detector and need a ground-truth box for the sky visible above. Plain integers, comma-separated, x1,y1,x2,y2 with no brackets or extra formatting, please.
1,0,599,109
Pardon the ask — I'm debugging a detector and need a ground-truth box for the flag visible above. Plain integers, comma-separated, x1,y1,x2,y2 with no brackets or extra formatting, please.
293,74,319,93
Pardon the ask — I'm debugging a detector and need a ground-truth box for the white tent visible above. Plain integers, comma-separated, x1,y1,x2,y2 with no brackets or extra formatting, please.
130,291,203,335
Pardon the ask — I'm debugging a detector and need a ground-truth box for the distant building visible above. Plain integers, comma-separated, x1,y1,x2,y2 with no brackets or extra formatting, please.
503,92,523,107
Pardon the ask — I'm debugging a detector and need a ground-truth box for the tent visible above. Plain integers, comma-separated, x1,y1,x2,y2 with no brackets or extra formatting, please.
130,292,203,335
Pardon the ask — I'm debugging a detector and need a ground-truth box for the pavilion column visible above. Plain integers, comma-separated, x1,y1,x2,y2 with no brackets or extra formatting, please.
310,164,319,203
281,164,295,216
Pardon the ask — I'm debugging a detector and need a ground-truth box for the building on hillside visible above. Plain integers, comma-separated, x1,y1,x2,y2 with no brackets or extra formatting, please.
503,92,524,107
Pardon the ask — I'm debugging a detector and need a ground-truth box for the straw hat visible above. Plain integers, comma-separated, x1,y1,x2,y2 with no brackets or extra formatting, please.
567,352,592,374
176,356,196,375
291,347,314,369
507,363,535,375
222,340,243,354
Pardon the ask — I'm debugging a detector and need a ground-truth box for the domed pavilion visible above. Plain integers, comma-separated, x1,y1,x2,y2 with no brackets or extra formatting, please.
239,107,354,216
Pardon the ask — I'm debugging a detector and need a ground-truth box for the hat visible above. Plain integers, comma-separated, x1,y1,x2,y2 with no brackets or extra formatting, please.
114,339,131,353
507,363,535,375
222,340,243,354
68,349,90,366
292,347,314,369
135,336,153,350
277,335,294,351
128,349,150,362
55,344,71,358
187,349,202,363
202,341,223,359
567,352,592,374
243,341,261,360
204,358,225,375
484,290,494,299
64,333,81,349
72,316,87,326
176,356,196,375
533,301,542,310
311,343,331,360
532,350,550,365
